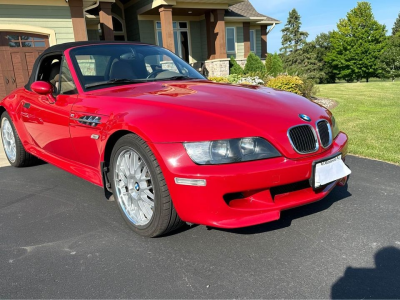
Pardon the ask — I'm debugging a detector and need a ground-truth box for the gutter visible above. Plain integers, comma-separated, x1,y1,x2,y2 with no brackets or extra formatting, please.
267,23,276,35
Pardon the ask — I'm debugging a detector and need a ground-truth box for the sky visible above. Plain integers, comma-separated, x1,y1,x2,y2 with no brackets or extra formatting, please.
250,0,400,53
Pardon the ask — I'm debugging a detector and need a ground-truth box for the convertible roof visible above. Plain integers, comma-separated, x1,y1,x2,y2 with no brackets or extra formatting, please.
26,41,150,90
41,40,148,56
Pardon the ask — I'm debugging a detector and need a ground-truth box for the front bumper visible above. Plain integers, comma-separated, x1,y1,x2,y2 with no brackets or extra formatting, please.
151,132,349,228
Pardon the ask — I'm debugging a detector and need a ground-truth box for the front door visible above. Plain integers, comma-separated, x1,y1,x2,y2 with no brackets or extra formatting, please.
156,21,191,62
0,32,48,98
20,56,78,161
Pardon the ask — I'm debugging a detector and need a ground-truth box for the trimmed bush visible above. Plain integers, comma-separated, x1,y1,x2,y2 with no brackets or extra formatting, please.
265,53,283,77
229,56,244,75
208,76,230,83
299,77,319,99
244,53,266,74
266,75,304,96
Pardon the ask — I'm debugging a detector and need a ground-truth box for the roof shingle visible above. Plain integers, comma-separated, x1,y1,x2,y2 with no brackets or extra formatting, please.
226,0,280,23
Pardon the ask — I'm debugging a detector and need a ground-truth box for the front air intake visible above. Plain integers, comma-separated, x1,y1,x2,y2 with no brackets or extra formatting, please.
288,125,319,154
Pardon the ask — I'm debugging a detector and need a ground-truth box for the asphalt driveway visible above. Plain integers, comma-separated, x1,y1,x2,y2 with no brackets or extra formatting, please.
0,155,399,299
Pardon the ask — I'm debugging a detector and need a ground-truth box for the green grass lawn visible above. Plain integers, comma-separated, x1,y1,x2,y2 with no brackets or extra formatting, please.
317,81,400,165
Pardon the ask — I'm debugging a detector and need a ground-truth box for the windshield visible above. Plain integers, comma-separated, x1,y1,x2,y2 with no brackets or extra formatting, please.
69,44,206,90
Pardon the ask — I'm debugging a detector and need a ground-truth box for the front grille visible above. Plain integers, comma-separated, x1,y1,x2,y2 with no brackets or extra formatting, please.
316,120,332,148
288,125,318,154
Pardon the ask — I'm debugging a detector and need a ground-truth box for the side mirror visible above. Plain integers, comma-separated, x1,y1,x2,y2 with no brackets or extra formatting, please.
31,81,53,95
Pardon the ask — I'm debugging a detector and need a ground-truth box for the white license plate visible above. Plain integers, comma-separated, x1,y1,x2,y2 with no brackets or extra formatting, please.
312,154,351,188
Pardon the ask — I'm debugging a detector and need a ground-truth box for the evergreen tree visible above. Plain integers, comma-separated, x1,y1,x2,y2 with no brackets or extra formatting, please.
280,9,309,55
265,53,283,77
244,52,265,74
280,9,309,74
326,2,387,82
229,56,244,75
392,13,400,36
378,35,400,81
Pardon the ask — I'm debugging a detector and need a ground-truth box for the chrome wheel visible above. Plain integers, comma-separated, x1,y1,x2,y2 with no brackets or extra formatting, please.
114,148,155,226
1,118,16,163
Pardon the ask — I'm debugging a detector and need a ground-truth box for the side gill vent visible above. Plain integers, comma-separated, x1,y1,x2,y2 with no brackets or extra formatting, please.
78,116,102,127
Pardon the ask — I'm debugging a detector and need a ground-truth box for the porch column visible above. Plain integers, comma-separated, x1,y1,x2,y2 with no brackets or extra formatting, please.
205,11,216,59
261,25,268,58
99,2,114,41
68,0,87,41
243,22,250,58
214,9,226,59
159,6,175,53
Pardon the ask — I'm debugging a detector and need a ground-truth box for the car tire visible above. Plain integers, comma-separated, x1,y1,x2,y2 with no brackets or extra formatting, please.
1,112,38,167
110,133,183,237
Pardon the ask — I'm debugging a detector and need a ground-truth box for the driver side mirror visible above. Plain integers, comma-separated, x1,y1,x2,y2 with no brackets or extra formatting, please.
31,81,53,95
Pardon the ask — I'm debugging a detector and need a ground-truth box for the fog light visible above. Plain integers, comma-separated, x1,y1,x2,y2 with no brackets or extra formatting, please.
174,177,207,186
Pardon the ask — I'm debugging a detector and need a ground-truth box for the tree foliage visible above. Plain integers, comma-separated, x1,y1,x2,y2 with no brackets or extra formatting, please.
280,9,309,55
265,53,283,77
229,56,244,75
244,52,265,74
378,35,400,81
325,2,387,82
392,12,400,36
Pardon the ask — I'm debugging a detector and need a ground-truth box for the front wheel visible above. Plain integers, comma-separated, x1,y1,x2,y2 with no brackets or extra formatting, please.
1,112,37,167
110,134,183,237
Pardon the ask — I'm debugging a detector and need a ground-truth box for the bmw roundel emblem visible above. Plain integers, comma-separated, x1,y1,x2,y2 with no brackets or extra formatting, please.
134,182,140,191
299,114,311,122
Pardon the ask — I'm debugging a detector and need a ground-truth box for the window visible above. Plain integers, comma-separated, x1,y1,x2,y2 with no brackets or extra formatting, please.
59,57,77,95
75,55,111,76
156,21,190,61
226,27,235,53
6,34,47,48
250,30,255,52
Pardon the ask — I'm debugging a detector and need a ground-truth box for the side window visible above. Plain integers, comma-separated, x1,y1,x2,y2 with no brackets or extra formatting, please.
59,57,77,95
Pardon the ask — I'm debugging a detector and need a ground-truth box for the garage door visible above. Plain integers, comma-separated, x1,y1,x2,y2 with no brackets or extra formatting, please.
0,32,49,99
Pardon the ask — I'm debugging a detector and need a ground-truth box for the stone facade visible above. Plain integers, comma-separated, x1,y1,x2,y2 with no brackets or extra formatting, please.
202,58,266,77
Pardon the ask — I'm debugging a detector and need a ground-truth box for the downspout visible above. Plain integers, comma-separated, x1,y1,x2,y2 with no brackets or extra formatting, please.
267,22,276,35
84,1,100,40
84,0,100,12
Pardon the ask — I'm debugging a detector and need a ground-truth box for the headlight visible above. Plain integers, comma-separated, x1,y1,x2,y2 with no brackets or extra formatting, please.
331,115,340,138
184,137,281,165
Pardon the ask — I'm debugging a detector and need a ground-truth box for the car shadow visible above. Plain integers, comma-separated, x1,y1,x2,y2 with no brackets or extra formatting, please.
331,246,400,299
209,184,352,235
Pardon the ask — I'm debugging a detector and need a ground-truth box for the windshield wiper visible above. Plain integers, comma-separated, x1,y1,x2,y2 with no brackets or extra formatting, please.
85,78,147,89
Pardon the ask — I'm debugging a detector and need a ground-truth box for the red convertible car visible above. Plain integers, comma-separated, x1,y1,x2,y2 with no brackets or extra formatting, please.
0,42,351,237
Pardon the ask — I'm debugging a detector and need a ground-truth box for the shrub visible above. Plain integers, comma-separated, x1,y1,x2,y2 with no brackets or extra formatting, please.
265,53,284,77
299,77,320,99
228,74,242,84
244,53,266,75
208,76,230,83
229,56,244,75
266,75,304,96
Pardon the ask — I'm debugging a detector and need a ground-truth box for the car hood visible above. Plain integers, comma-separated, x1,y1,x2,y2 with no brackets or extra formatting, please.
84,80,332,158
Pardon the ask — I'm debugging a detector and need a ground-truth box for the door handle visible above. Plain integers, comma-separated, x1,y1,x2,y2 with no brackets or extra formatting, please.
23,102,31,109
12,77,16,84
5,77,9,84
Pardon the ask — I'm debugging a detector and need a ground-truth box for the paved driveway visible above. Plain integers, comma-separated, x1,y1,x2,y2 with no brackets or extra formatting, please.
0,154,399,299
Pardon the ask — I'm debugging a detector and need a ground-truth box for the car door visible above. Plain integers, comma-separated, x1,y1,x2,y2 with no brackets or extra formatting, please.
20,55,78,161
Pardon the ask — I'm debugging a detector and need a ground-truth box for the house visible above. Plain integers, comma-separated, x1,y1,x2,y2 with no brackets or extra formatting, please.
0,0,280,98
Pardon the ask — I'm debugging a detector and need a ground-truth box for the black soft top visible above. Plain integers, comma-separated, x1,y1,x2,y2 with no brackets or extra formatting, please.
26,41,149,89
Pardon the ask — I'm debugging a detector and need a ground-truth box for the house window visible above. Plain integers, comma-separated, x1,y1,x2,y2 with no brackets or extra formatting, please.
250,30,255,52
156,21,190,62
226,27,235,53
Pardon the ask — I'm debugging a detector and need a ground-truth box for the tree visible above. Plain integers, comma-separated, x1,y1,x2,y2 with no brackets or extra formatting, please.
325,2,387,82
314,32,336,83
393,13,400,36
244,52,265,74
280,9,309,55
229,56,244,75
378,35,400,81
265,53,283,77
280,9,309,75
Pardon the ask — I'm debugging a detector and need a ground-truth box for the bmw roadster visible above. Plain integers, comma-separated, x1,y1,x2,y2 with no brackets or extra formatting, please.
0,42,351,237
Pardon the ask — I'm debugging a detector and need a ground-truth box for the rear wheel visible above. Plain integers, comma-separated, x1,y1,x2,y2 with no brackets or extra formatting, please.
110,134,183,237
1,112,37,167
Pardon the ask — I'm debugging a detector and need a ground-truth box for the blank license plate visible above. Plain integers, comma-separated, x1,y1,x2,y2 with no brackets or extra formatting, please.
312,154,351,188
